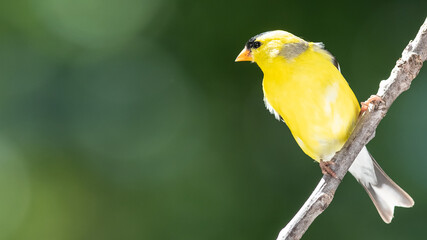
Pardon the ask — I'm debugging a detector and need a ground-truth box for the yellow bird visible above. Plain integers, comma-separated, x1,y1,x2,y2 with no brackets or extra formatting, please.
235,30,413,223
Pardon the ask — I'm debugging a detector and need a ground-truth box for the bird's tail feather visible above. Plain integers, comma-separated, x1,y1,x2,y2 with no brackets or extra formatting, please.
348,146,414,223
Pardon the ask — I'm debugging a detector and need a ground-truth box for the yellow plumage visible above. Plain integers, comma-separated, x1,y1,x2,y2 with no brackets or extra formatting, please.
261,39,359,161
236,30,413,223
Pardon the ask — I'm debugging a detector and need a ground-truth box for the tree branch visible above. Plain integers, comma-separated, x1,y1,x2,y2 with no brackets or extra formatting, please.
276,17,427,240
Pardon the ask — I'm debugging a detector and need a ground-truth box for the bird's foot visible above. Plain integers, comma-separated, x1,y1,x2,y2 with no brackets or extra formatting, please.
319,159,337,179
360,95,384,116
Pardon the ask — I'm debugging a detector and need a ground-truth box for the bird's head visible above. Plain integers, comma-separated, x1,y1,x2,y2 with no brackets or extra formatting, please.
235,30,307,67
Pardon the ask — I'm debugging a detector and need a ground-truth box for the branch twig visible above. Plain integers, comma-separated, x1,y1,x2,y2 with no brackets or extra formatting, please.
276,17,427,240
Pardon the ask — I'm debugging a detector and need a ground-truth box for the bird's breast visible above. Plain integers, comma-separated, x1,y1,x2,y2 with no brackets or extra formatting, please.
262,58,359,161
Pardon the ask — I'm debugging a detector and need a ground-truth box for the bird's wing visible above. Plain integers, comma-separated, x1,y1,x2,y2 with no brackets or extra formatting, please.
313,42,341,72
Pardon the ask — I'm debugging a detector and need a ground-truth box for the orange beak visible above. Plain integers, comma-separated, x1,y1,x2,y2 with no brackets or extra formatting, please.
235,47,253,62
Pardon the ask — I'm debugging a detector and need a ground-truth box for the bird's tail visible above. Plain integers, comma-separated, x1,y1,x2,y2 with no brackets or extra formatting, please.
348,146,414,223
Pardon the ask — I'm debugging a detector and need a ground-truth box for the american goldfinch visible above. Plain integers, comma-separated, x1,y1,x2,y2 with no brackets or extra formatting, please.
235,30,413,223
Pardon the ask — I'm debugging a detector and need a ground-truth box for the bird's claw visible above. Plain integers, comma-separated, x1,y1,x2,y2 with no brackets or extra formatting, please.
319,160,338,179
360,95,384,116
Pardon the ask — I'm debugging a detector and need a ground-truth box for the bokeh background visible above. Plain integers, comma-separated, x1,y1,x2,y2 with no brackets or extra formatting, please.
0,0,426,239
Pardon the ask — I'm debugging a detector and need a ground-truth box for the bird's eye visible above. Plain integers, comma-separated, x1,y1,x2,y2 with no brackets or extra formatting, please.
253,41,261,49
245,37,262,50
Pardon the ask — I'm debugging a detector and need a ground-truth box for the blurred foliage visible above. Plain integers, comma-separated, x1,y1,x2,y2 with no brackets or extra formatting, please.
0,0,426,239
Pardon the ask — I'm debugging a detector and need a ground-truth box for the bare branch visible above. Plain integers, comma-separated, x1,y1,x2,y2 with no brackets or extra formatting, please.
276,17,427,240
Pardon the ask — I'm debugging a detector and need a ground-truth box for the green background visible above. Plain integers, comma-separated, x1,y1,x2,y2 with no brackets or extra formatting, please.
0,0,426,239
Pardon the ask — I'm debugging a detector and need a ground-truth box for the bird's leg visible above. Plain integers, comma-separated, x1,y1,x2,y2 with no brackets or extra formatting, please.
360,95,385,116
319,159,337,179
